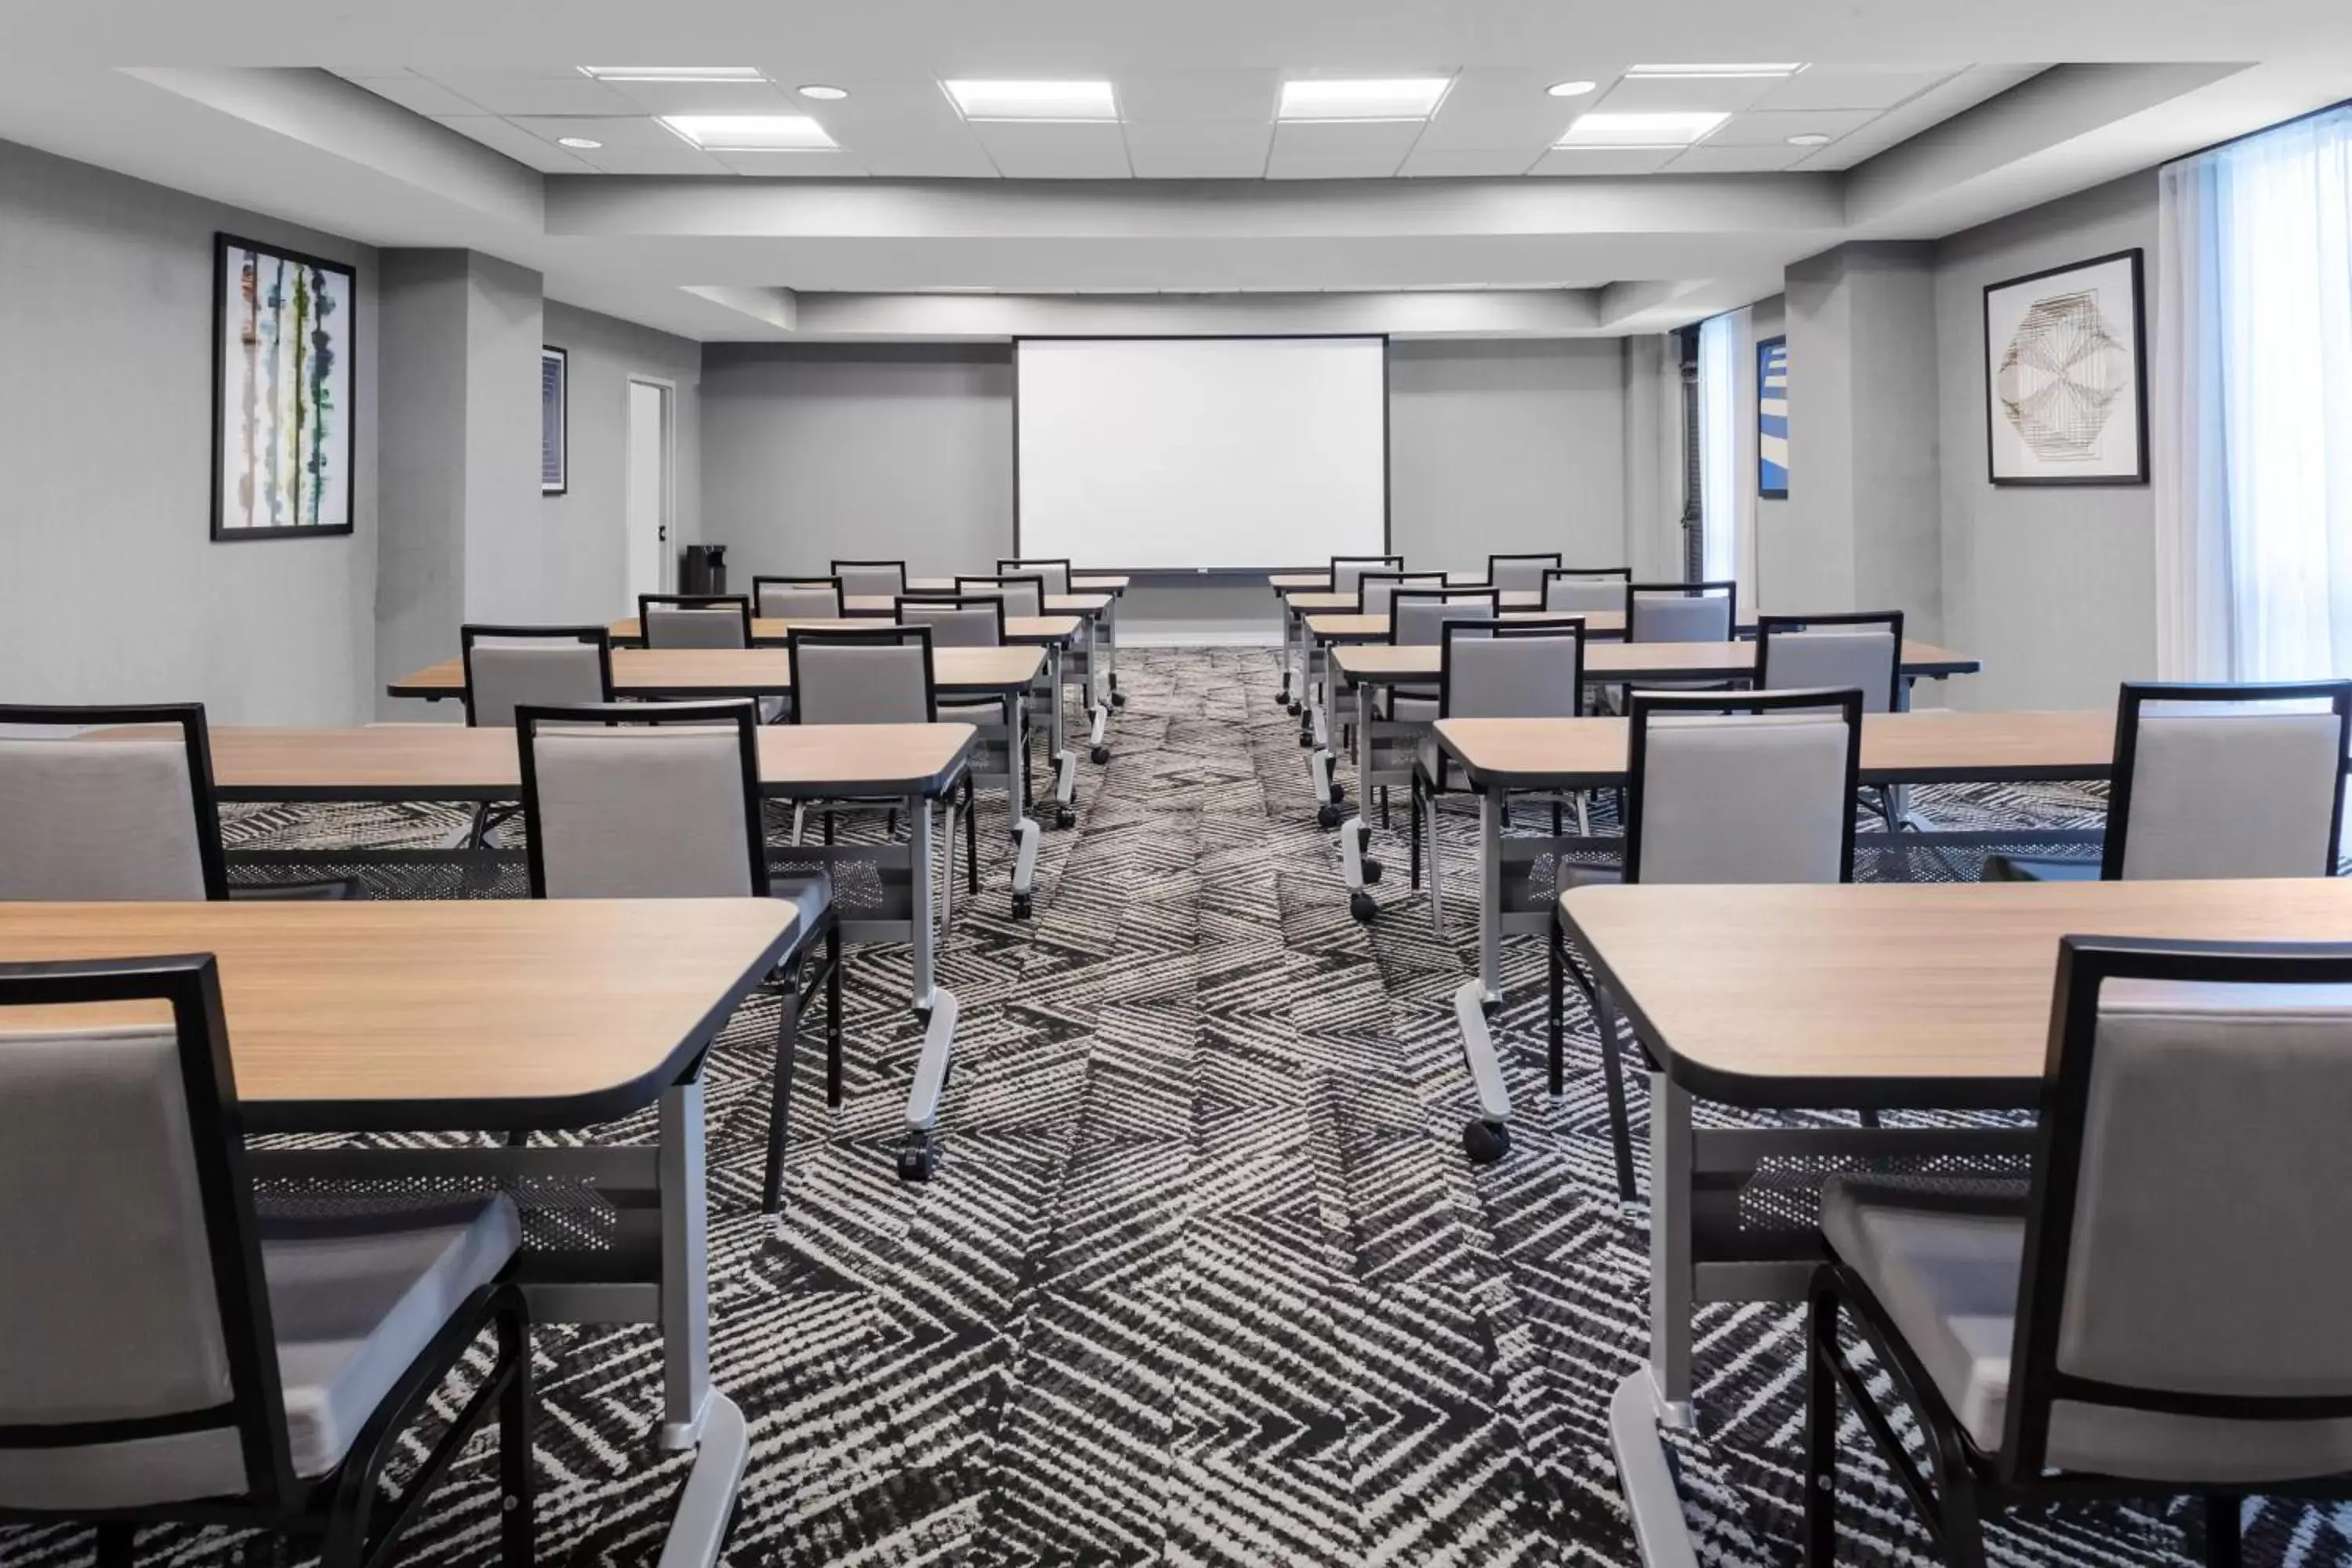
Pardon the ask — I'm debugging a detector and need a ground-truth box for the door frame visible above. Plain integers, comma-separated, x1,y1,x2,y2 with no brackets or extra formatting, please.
623,374,677,601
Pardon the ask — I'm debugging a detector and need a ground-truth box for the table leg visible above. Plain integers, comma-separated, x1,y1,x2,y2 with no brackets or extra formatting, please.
1277,594,1294,708
1102,591,1123,709
655,1075,749,1568
1340,679,1380,913
1048,644,1077,825
901,792,960,1181
1005,691,1041,913
1456,786,1512,1158
1606,1067,1702,1568
1085,614,1111,761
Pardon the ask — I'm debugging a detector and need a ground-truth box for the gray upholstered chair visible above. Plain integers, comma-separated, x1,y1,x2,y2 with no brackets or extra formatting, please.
514,699,838,1216
1756,612,1904,713
752,576,846,621
956,575,1047,619
1990,680,2352,884
998,557,1073,595
830,559,907,599
1625,579,1736,643
1807,937,2352,1568
1357,571,1448,617
1542,567,1631,615
1486,553,1562,596
1330,554,1403,597
896,594,1004,649
0,703,227,901
458,625,615,728
637,594,754,650
1385,588,1503,721
1549,688,1864,1196
0,953,534,1566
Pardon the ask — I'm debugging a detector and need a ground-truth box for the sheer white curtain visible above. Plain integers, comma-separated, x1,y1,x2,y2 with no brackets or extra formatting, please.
1697,311,1740,583
2156,105,2352,681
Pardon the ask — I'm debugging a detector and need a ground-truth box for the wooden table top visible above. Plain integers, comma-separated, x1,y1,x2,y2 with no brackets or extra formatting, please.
845,592,1111,617
1308,608,1601,640
1561,879,2352,1109
388,644,1046,701
909,575,1128,593
0,900,797,1131
1433,709,2132,789
1270,571,1489,592
87,723,977,801
1290,590,1544,615
1335,638,1978,686
611,615,1080,646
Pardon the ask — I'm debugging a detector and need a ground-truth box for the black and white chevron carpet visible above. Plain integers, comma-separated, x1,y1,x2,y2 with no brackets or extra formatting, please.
5,649,2348,1568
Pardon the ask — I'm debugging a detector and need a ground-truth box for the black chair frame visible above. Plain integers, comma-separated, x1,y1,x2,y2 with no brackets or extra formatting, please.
829,559,909,594
0,702,230,901
894,593,1008,645
1623,579,1738,641
749,575,847,619
636,594,755,648
1486,551,1563,586
456,625,615,726
2101,681,2352,880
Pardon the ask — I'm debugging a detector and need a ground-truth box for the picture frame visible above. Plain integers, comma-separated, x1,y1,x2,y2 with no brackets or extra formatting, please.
211,234,357,540
1982,248,2147,486
541,345,569,496
1756,334,1788,499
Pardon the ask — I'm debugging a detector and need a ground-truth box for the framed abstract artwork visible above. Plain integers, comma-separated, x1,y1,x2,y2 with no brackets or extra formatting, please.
541,346,569,496
1982,249,2147,485
1756,335,1788,499
212,234,356,539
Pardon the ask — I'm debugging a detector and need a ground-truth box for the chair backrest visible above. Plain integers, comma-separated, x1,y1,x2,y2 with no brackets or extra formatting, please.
1391,589,1501,648
1359,571,1448,617
752,576,844,622
2105,681,2352,880
1486,553,1563,595
2000,938,2352,1480
999,557,1072,595
896,594,1004,648
459,625,615,728
1626,581,1736,644
1331,555,1404,597
830,560,907,598
956,575,1046,619
1542,567,1632,614
1624,688,1862,884
786,626,937,726
515,702,768,900
0,703,227,901
1756,612,1904,713
638,594,753,651
0,953,293,1511
1440,620,1587,720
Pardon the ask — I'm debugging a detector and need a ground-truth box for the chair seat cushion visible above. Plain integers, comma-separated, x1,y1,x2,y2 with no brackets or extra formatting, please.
263,1194,521,1478
1559,863,1624,891
1981,854,2101,884
1820,1178,2352,1482
936,698,1005,722
1385,692,1440,724
771,872,834,941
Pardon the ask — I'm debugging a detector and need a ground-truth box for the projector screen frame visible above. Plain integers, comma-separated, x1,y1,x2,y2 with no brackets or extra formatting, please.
1011,333,1392,572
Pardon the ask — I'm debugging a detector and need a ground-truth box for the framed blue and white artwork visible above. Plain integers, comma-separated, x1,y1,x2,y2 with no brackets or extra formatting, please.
540,346,568,495
212,234,356,540
1756,335,1788,499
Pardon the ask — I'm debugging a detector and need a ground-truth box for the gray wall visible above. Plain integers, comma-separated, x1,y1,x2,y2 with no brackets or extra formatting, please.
1933,171,2158,710
700,337,1634,639
0,139,379,724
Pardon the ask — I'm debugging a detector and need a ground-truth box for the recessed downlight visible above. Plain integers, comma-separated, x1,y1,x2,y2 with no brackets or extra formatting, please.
1545,80,1599,98
557,136,603,149
797,84,849,100
1786,132,1832,147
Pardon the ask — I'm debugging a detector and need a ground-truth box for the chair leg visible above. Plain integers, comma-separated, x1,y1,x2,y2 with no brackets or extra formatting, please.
763,967,801,1215
1552,800,1563,837
1409,779,1422,890
1595,980,1637,1203
1379,786,1389,829
1803,1279,1840,1568
1547,913,1566,1098
2205,1496,2242,1568
1423,787,1446,937
964,779,978,896
824,924,844,1109
497,1297,538,1568
94,1525,133,1568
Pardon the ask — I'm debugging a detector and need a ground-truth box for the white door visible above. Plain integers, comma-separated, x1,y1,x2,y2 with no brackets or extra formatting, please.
625,379,672,605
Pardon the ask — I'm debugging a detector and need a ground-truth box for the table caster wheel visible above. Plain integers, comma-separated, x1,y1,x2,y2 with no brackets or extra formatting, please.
1330,783,1346,804
1012,893,1033,920
1356,826,1374,852
1463,1120,1511,1163
897,1134,938,1181
1481,996,1501,1018
1054,805,1076,829
1316,804,1344,829
1287,699,1302,717
1091,744,1111,764
1362,858,1384,885
1350,891,1377,923
1298,730,1313,748
1112,691,1127,709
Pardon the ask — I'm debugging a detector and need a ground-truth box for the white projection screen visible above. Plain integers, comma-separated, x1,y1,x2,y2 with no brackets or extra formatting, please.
1015,337,1388,570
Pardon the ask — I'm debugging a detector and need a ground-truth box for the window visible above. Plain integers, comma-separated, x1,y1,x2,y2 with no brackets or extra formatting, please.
1697,311,1740,583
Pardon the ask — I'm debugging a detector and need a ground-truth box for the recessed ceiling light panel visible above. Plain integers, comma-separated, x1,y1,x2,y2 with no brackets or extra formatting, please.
1545,80,1599,98
1786,132,1832,146
1624,63,1805,79
943,80,1118,122
557,136,604,149
1554,111,1730,147
797,84,849,100
660,114,837,150
1278,78,1452,121
580,66,768,82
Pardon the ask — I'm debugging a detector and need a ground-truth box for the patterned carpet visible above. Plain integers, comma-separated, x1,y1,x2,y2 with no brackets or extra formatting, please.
5,649,2349,1568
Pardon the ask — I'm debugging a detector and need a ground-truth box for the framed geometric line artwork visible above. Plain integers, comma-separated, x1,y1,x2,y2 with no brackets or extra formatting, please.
1982,249,2147,485
1756,335,1788,499
211,234,357,540
541,345,568,496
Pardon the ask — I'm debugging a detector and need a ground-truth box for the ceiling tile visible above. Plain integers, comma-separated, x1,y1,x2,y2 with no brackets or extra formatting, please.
1398,145,1541,176
351,76,484,116
1263,149,1410,180
1417,67,1621,151
597,78,794,116
1269,118,1427,158
781,78,969,140
1526,146,1677,175
710,148,869,176
577,147,733,175
1661,143,1811,172
1752,68,1955,112
854,139,1002,177
1123,122,1271,177
1704,108,1878,147
968,121,1131,178
1116,71,1280,124
1588,74,1780,114
420,71,639,117
326,66,417,81
506,114,688,151
428,116,599,172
